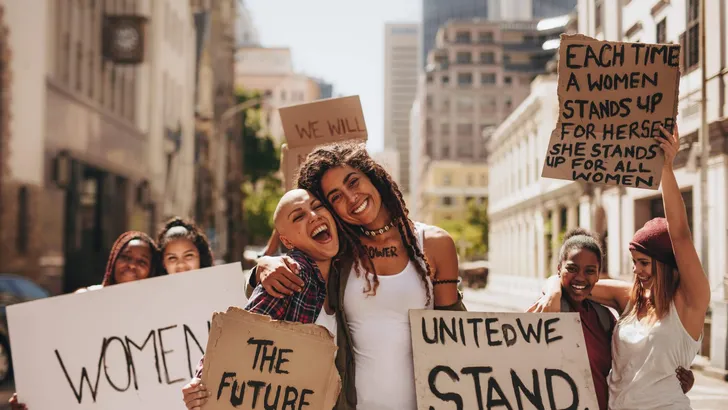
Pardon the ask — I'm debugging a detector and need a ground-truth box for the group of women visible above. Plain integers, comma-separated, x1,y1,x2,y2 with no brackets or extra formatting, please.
185,125,707,410
12,123,709,410
9,217,216,409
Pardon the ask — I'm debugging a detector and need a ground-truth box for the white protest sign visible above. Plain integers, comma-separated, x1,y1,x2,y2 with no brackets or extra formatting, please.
7,264,249,409
410,310,598,410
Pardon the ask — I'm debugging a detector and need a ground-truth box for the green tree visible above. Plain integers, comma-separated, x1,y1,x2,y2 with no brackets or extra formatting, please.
243,175,282,246
440,198,489,261
236,89,280,184
236,89,283,245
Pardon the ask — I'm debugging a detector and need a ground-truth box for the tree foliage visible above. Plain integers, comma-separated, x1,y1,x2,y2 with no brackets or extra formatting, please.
439,198,489,261
236,88,283,245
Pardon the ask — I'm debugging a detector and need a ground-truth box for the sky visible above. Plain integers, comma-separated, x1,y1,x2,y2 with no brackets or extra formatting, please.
245,0,422,152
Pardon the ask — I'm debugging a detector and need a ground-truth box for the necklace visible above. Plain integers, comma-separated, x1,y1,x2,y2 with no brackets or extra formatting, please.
361,220,397,236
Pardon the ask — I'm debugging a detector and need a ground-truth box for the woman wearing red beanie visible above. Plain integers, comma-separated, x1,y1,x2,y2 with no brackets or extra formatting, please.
534,125,710,410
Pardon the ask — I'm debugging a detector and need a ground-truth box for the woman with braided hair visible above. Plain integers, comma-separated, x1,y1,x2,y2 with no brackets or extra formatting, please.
156,217,214,275
9,231,161,409
248,141,464,410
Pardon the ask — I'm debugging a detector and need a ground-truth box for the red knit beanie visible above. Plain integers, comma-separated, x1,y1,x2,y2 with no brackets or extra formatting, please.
629,217,677,269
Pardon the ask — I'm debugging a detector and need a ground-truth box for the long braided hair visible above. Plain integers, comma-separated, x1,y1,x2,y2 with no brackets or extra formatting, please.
296,141,434,306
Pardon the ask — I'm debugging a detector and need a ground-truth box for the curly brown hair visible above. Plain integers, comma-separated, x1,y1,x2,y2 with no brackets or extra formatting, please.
295,141,433,306
156,217,214,274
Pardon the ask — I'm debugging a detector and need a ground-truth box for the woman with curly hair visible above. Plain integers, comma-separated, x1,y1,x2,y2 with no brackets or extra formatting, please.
156,217,214,275
246,141,464,410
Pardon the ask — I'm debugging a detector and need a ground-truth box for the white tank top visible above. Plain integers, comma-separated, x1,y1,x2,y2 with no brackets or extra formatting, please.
344,222,433,410
314,306,337,346
608,301,701,410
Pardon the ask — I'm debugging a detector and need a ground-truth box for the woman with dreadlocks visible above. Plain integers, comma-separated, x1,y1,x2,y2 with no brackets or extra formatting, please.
156,217,214,275
247,141,464,410
9,231,161,409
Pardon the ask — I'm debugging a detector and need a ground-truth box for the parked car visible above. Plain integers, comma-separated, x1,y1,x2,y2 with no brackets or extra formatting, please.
459,260,489,289
0,274,50,384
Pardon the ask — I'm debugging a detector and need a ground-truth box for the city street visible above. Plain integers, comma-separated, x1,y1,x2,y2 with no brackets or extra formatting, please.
463,288,728,410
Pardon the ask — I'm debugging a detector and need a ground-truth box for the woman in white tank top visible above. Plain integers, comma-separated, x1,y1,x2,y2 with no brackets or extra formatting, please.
535,125,710,409
253,142,465,410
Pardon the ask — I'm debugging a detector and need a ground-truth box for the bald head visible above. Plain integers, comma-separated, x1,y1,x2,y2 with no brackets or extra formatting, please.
274,189,312,231
273,189,339,261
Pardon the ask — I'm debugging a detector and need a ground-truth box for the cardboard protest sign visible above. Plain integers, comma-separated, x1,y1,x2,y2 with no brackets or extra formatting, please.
7,264,248,409
279,95,368,190
200,307,340,410
542,34,680,190
410,310,599,410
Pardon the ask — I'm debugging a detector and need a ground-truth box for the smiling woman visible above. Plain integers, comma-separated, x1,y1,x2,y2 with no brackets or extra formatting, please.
156,218,214,275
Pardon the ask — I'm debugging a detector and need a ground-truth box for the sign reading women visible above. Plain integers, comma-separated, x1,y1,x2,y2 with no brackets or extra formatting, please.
410,310,598,410
541,34,680,190
7,265,247,409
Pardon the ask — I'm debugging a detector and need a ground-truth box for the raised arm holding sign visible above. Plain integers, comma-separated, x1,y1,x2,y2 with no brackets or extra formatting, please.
541,34,680,190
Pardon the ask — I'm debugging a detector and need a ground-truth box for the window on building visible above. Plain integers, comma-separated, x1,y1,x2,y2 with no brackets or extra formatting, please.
442,196,453,206
467,174,474,186
480,52,495,64
504,76,513,86
440,123,450,136
427,75,434,83
455,31,471,43
650,191,693,232
456,51,472,64
656,18,667,44
524,34,534,43
456,96,474,113
441,98,450,112
480,173,487,186
479,31,493,43
481,73,496,85
457,123,473,137
88,52,95,98
457,72,473,86
458,140,473,158
680,0,700,72
503,54,511,64
426,118,433,132
595,1,603,32
426,94,433,108
442,145,450,158
505,96,513,110
442,75,450,85
480,96,496,112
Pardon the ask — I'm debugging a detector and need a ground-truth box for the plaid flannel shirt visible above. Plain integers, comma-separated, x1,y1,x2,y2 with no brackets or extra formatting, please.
193,249,328,378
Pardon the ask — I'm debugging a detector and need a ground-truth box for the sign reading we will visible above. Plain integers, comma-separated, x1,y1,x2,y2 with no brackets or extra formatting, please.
278,96,368,190
410,310,598,410
7,264,248,410
200,308,340,410
541,34,681,190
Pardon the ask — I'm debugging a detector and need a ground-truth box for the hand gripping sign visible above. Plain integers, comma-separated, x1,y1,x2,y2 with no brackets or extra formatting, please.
279,95,368,190
541,34,680,190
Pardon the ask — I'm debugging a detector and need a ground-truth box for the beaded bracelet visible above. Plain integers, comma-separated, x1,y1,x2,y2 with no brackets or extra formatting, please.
432,278,460,286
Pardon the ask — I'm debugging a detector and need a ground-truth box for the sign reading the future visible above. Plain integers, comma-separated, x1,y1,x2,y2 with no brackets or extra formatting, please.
409,310,599,410
541,34,681,190
7,264,248,409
